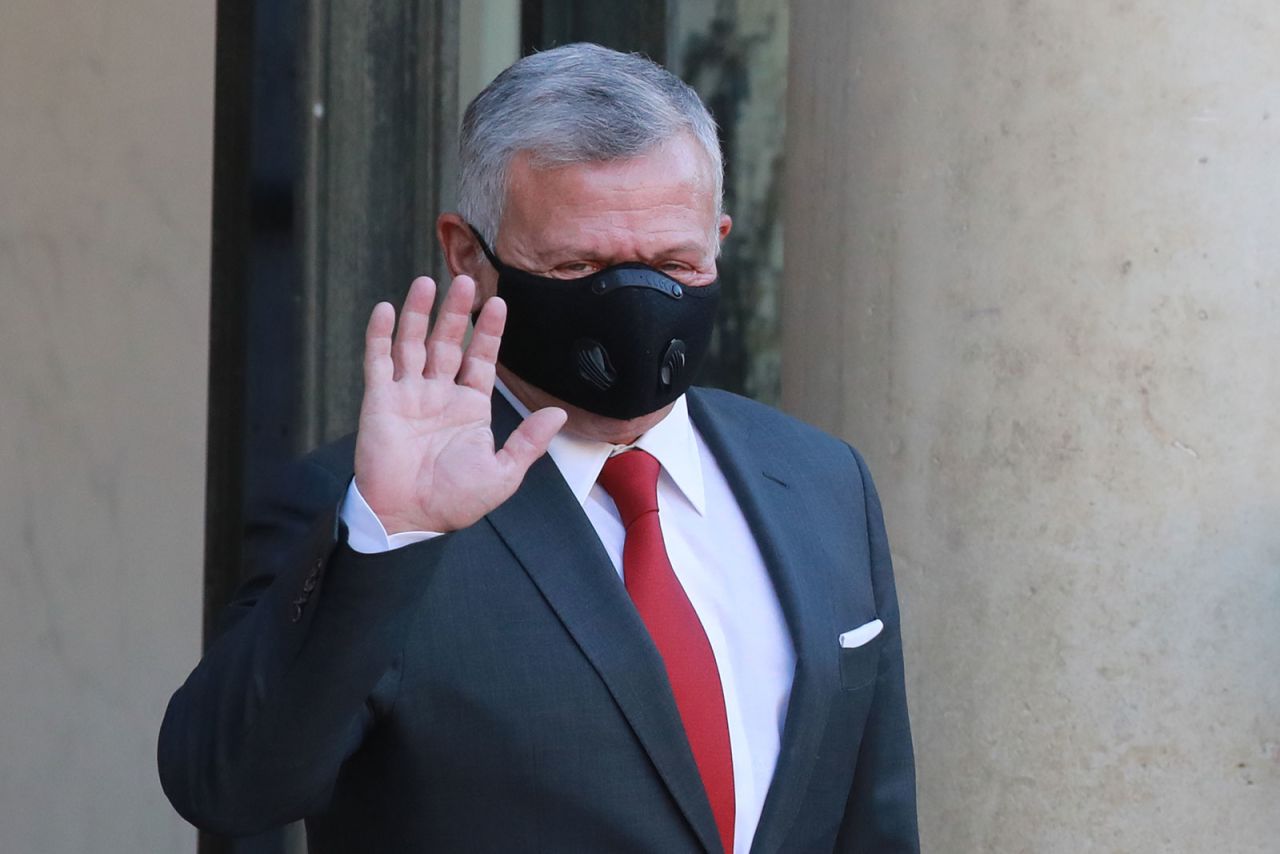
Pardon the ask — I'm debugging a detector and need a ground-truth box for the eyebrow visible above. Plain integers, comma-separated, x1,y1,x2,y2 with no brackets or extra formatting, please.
537,240,709,262
655,241,709,257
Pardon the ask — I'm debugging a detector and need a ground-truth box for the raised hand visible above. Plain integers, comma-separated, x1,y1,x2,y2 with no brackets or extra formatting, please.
353,275,567,534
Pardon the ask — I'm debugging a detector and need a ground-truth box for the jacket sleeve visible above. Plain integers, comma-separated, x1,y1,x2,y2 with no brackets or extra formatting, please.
157,450,449,836
835,446,920,853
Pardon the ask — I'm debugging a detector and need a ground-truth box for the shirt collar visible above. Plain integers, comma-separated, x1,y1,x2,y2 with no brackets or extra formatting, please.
495,378,706,516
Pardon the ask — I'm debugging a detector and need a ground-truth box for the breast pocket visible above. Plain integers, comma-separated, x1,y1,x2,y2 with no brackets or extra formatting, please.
838,631,885,691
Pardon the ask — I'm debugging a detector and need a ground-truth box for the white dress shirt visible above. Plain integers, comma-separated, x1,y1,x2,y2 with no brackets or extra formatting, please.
340,383,796,852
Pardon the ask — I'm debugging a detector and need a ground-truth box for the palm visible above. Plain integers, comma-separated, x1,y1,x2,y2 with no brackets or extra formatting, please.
354,276,566,534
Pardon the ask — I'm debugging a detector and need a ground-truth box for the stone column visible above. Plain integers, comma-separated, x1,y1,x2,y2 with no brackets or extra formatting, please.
0,1,213,850
783,2,1279,851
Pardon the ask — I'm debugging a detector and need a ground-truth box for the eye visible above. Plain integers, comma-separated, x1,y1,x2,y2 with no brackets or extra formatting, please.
658,261,707,285
553,261,599,278
659,261,697,275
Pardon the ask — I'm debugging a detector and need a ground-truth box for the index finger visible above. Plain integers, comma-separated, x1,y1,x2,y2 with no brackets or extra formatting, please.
363,301,396,387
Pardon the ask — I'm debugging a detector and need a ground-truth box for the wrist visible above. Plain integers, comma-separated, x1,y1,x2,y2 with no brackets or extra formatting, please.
349,478,444,536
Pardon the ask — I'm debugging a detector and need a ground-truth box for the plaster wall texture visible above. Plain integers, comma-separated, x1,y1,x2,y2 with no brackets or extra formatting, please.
783,2,1279,852
0,1,214,850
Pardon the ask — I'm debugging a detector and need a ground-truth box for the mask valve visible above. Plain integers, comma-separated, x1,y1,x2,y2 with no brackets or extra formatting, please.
659,340,687,389
574,339,618,390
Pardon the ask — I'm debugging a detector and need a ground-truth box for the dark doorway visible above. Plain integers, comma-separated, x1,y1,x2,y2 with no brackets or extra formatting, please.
200,2,785,851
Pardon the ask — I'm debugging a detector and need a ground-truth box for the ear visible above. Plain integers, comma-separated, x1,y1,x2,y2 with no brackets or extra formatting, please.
717,213,733,242
437,213,498,308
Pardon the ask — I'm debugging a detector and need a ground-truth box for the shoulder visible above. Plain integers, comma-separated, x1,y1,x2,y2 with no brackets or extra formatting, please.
687,386,855,459
687,388,888,538
686,386,878,493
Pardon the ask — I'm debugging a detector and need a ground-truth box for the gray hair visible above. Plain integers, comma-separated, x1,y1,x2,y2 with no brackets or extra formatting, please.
458,43,723,244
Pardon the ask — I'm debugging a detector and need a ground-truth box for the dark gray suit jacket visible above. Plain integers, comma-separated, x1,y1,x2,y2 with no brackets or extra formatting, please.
159,388,918,853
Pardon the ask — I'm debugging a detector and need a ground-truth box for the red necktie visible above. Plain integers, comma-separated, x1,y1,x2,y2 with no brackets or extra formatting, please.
598,449,735,853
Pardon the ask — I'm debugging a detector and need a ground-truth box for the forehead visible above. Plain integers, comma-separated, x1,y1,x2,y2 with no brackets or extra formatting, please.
500,135,719,253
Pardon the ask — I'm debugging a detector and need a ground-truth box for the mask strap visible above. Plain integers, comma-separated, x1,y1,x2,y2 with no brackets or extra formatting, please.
467,225,508,273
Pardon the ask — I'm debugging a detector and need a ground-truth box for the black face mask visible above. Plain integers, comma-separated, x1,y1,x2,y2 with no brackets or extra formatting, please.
471,228,721,420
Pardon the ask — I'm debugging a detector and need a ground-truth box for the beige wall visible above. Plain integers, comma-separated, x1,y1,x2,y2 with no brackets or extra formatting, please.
0,1,213,850
784,1,1280,851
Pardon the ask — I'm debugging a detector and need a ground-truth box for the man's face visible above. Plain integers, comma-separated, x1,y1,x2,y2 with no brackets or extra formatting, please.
440,132,732,442
482,132,730,298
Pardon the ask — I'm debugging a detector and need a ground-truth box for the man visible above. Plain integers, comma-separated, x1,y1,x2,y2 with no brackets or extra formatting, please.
160,43,918,853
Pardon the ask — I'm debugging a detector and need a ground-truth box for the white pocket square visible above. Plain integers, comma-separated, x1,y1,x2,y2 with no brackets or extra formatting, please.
839,619,884,649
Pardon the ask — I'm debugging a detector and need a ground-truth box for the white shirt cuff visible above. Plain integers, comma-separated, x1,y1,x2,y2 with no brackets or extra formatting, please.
340,479,443,554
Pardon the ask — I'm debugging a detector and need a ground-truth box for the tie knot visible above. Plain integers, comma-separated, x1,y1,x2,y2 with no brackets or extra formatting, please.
597,449,661,527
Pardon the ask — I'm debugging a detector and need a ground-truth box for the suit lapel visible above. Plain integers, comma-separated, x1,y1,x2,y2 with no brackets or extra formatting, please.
686,390,838,854
484,394,723,854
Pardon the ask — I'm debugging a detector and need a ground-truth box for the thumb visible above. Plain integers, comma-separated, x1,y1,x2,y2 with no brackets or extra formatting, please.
494,406,568,484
